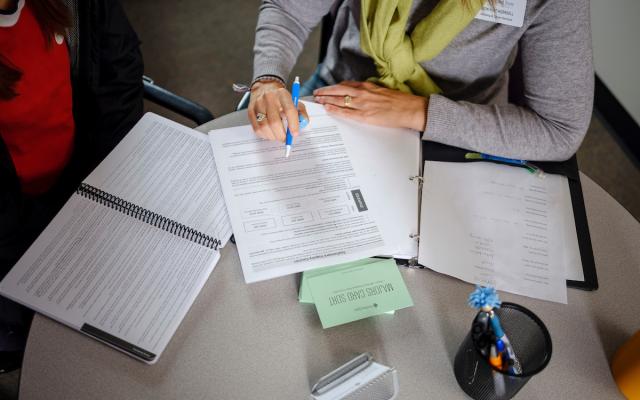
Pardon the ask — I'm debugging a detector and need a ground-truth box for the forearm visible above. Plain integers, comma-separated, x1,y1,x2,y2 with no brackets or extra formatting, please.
424,94,592,161
253,0,334,82
425,0,594,162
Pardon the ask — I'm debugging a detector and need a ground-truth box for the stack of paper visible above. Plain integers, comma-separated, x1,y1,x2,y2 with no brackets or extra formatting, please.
299,258,413,328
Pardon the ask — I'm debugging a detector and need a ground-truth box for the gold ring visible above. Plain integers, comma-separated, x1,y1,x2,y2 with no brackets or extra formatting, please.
344,95,352,107
256,112,267,122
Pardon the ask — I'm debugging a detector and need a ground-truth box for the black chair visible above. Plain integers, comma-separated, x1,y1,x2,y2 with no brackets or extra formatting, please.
142,76,214,126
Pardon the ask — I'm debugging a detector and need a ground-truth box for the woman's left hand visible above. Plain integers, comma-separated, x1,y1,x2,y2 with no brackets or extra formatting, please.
313,81,428,131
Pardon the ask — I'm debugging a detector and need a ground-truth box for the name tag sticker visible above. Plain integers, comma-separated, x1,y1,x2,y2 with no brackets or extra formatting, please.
475,0,526,28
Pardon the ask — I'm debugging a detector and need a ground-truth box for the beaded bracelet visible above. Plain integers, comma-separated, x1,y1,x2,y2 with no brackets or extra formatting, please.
250,75,286,89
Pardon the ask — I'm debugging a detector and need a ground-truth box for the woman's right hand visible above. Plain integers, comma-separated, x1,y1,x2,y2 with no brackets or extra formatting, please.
248,80,309,142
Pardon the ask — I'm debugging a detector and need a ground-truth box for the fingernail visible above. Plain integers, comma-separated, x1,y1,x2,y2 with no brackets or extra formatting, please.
298,115,309,129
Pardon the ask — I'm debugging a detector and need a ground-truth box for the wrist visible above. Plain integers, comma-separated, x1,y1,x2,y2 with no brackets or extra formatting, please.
251,80,285,91
251,75,285,90
250,81,286,99
405,95,429,132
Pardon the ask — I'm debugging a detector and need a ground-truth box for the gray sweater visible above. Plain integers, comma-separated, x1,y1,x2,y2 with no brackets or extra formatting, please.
253,0,594,161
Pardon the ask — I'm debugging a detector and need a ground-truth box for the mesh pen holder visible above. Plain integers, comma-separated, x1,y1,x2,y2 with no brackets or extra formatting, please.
453,302,552,400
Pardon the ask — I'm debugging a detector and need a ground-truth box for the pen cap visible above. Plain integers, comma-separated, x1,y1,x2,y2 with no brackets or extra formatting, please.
453,302,552,400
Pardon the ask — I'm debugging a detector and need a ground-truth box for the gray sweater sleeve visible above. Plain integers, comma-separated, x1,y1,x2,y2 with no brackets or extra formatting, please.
252,0,334,82
425,0,594,161
253,0,594,162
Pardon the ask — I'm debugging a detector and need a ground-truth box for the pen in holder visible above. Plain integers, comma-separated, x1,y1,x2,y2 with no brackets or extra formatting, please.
454,302,552,400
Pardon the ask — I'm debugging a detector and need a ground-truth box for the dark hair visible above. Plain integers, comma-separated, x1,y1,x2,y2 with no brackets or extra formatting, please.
0,56,22,100
0,0,71,100
30,0,72,47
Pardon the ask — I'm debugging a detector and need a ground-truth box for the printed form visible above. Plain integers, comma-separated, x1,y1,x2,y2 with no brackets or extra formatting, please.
209,115,389,283
418,161,571,303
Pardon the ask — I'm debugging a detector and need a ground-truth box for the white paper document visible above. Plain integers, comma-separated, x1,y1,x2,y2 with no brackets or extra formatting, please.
0,113,230,363
0,176,220,364
418,161,571,303
333,116,421,259
209,113,389,283
281,101,421,259
85,113,232,246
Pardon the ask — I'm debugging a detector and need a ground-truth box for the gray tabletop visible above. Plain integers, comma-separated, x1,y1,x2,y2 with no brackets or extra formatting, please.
20,111,640,399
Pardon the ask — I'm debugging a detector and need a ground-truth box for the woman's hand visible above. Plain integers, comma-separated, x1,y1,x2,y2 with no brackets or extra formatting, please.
313,81,427,131
248,80,309,142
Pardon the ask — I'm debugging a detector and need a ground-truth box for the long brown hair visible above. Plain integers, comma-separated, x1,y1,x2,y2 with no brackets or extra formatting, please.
0,0,71,100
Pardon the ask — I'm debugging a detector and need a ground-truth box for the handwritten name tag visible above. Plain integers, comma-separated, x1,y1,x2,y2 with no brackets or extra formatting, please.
475,0,526,28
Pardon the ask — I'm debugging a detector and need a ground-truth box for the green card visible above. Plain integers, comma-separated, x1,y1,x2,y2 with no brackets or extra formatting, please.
307,259,413,328
299,258,378,303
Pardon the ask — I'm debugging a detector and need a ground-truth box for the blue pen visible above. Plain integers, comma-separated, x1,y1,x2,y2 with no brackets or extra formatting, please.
465,152,545,177
490,312,522,375
487,154,525,165
285,76,301,158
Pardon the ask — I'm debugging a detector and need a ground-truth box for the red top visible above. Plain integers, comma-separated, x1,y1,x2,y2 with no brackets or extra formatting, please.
0,1,74,195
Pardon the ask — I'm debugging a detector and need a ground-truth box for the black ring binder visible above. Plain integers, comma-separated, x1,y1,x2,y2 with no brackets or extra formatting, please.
421,140,598,290
77,183,220,250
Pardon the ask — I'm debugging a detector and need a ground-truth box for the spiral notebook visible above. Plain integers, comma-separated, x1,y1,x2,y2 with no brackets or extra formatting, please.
0,113,232,364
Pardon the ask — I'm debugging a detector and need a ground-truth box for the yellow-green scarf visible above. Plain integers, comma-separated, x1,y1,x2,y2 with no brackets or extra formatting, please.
360,0,482,96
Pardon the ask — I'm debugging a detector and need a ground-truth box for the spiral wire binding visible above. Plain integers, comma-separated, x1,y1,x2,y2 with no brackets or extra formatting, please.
77,183,220,250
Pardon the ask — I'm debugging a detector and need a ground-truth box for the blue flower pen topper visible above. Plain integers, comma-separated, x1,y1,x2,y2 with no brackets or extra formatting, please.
468,285,502,312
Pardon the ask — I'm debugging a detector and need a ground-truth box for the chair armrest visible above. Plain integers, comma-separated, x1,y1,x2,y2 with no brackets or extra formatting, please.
143,76,214,125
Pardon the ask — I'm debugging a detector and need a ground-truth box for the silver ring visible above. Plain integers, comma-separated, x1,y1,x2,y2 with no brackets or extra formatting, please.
256,112,267,122
344,95,352,107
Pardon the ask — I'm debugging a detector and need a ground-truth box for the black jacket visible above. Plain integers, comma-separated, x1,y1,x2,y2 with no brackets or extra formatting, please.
0,0,143,252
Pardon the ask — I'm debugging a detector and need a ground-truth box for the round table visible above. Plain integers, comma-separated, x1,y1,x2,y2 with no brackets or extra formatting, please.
20,111,640,399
